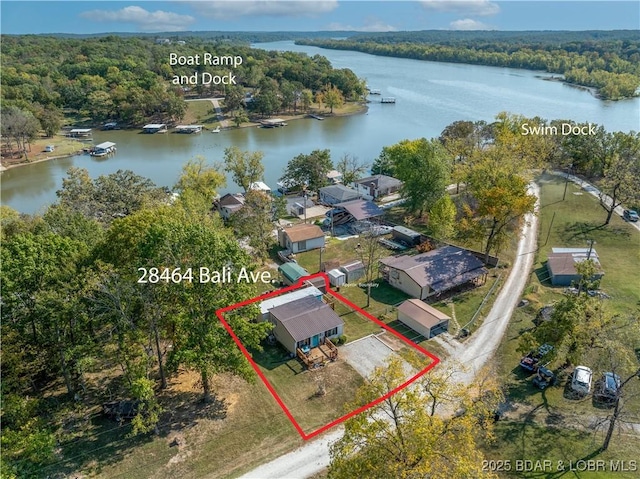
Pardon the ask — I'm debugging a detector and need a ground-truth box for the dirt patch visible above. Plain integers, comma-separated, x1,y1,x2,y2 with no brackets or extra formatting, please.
375,330,407,351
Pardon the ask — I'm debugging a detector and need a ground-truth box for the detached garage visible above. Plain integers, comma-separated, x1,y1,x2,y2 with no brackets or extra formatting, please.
397,299,450,339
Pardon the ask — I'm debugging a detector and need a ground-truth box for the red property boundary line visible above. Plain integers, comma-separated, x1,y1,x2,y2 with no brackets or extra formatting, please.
215,272,440,440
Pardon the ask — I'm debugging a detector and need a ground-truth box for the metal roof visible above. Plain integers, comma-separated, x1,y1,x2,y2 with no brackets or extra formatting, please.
278,263,309,282
380,246,487,290
95,141,116,149
259,286,323,315
334,199,384,220
398,299,450,328
269,296,344,342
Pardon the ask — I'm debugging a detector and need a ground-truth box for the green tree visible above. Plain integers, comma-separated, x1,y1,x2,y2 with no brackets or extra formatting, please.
380,138,452,216
322,84,344,113
174,156,226,214
223,147,265,193
229,190,276,262
329,356,501,479
147,218,272,402
599,132,640,225
458,153,536,262
279,149,333,192
427,195,457,240
56,168,168,225
301,89,314,112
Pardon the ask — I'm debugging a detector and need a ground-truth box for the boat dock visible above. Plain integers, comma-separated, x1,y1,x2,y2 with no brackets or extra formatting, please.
308,114,325,120
369,89,381,95
381,97,396,104
142,123,168,134
261,118,288,128
90,141,116,157
175,124,203,134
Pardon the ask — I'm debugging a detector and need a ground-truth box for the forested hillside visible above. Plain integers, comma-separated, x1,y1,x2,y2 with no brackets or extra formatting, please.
0,35,364,128
297,30,640,100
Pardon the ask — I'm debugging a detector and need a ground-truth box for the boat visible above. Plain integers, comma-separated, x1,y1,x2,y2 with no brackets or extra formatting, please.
211,126,221,133
369,89,382,95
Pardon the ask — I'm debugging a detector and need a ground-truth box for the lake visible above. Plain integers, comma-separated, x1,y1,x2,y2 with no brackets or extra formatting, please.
2,40,638,214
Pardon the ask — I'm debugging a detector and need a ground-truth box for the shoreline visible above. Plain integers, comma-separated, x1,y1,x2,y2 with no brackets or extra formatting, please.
1,103,368,171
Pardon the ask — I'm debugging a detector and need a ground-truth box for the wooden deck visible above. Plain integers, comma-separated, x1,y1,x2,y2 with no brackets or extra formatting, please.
297,338,338,369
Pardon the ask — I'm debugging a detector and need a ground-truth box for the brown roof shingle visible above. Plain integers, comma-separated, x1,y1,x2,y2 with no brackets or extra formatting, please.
284,224,324,243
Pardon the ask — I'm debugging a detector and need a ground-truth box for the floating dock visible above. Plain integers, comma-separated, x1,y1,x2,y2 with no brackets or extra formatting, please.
90,141,116,157
142,123,168,133
381,97,396,104
261,118,288,128
175,125,203,134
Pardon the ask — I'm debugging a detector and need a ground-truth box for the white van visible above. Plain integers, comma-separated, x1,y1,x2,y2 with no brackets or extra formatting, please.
44,145,55,152
571,366,593,395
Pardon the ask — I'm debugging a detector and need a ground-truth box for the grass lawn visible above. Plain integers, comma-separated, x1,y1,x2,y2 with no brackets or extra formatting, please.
182,100,219,128
47,370,304,479
492,173,640,473
530,174,639,314
251,344,365,433
483,420,640,479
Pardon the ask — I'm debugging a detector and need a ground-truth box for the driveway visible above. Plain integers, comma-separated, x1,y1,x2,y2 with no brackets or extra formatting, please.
340,334,413,379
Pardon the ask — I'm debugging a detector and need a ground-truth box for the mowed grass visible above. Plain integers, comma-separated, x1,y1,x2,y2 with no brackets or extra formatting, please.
532,174,639,314
483,420,640,479
493,174,640,471
182,100,219,128
252,344,365,433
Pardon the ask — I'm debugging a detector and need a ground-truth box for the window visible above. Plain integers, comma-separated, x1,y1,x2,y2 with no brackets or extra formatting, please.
298,338,310,348
297,239,307,251
325,327,338,337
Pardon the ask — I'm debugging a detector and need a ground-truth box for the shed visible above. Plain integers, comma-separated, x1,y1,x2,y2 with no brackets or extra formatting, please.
546,247,603,286
278,263,309,286
397,299,450,339
327,269,346,287
392,226,422,246
340,260,365,283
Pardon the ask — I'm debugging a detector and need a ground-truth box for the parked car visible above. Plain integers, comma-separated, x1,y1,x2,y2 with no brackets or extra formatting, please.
623,209,639,222
596,372,621,401
532,367,555,390
520,343,553,372
571,366,593,395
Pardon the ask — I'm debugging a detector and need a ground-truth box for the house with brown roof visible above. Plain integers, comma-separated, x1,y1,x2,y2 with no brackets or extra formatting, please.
397,299,450,339
379,245,488,299
268,296,344,354
278,223,325,253
215,193,245,220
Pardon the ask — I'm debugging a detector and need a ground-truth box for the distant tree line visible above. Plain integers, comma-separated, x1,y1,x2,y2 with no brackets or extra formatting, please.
297,31,640,100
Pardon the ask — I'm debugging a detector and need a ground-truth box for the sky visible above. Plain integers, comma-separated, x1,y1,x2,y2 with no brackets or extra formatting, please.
1,1,638,35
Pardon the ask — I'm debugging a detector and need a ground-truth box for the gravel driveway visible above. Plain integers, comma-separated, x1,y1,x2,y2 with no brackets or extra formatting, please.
340,334,411,379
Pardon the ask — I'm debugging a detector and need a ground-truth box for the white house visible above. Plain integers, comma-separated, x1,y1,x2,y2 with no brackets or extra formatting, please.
352,175,403,199
278,224,325,253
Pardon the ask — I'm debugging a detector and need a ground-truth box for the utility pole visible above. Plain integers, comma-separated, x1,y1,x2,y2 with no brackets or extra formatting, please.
562,163,573,201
